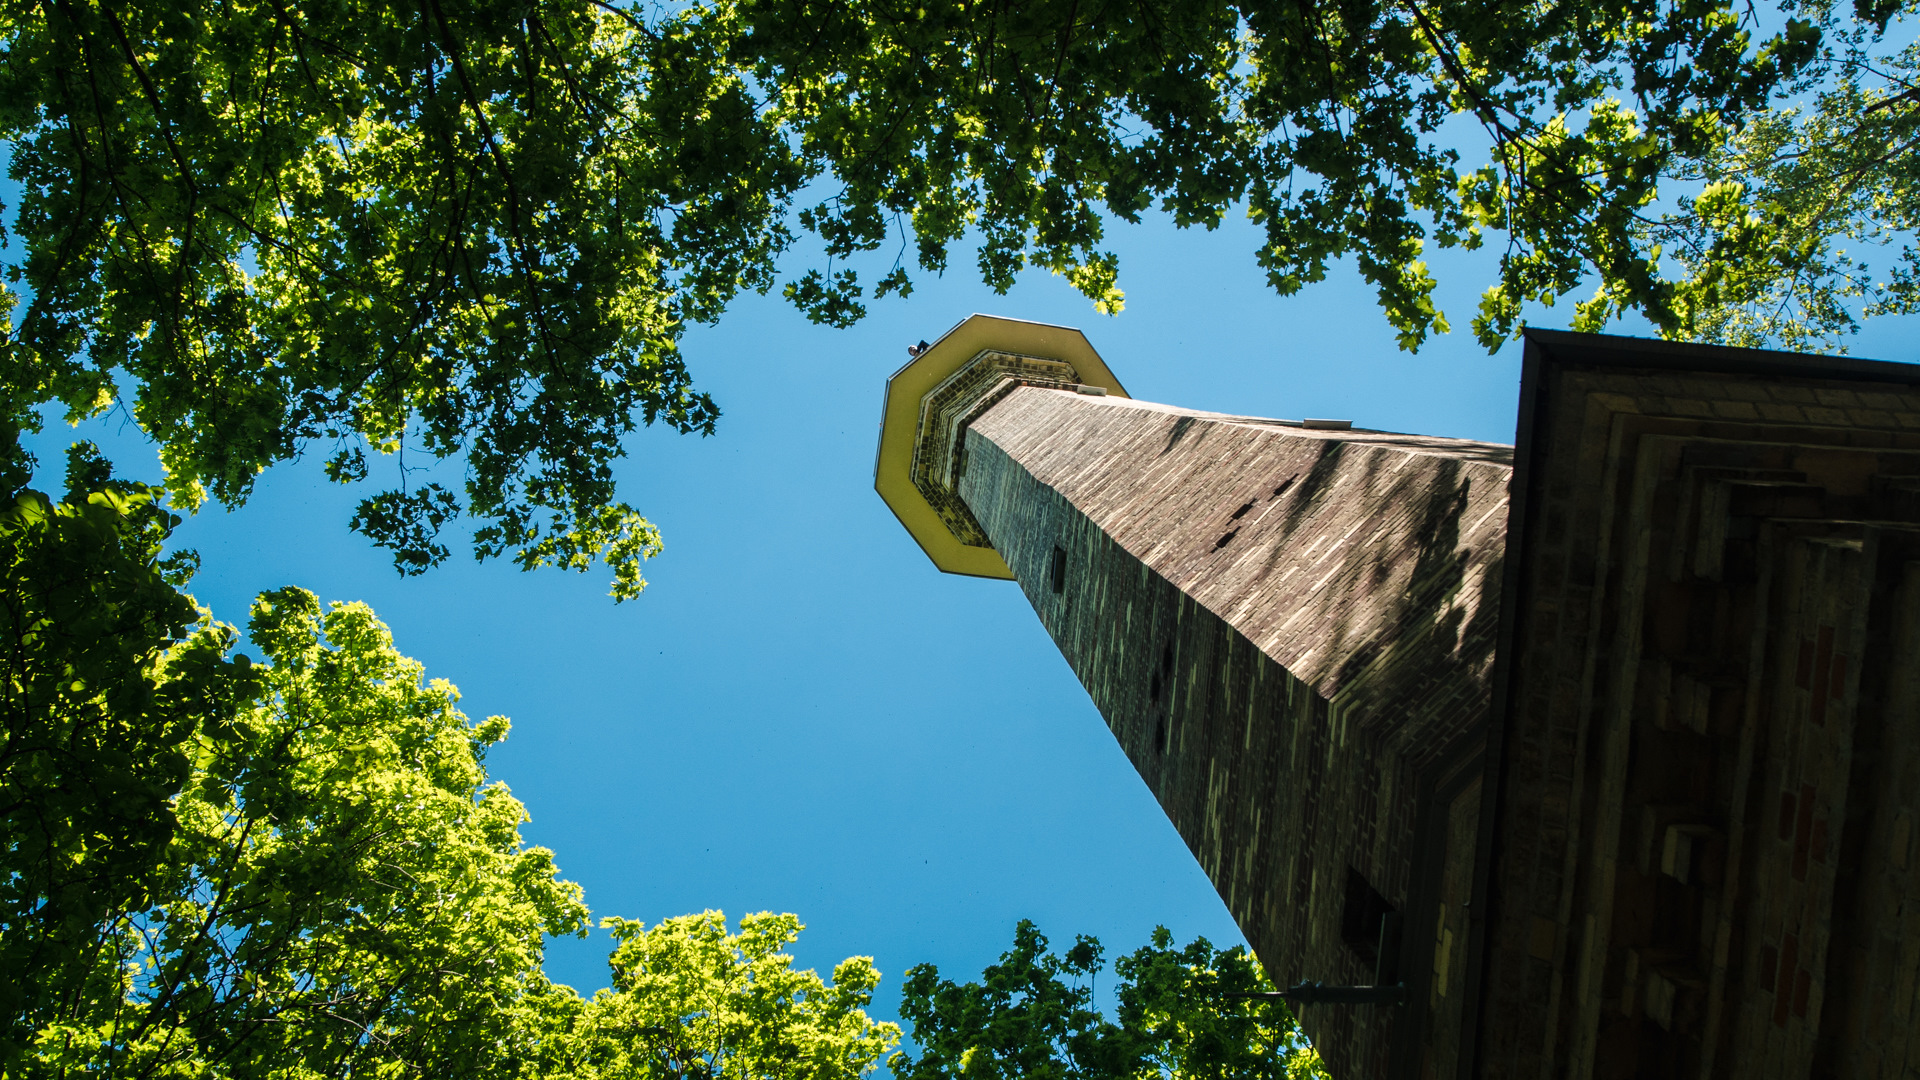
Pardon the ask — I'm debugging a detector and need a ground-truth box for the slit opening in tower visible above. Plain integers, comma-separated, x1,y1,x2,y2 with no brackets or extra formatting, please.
1341,866,1399,982
1049,545,1067,593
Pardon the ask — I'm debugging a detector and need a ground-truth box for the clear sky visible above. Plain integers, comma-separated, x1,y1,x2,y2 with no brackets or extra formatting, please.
28,207,1920,1046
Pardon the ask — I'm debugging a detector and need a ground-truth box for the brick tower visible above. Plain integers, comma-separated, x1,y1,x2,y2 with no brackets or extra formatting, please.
875,316,1920,1079
876,315,1510,1077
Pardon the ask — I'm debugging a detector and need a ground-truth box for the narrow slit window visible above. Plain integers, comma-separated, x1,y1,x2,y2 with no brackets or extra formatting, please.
1341,867,1400,982
1049,545,1068,594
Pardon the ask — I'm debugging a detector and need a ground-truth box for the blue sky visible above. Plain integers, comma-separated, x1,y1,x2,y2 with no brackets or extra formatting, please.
29,206,1920,1044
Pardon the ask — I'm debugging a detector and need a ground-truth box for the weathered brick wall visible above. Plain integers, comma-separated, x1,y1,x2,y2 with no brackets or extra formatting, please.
957,388,1510,1079
1482,333,1920,1079
1839,548,1920,1076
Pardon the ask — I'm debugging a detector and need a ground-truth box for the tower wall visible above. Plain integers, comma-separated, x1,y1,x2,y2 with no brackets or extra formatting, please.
878,318,1920,1079
1481,334,1920,1079
956,386,1510,1078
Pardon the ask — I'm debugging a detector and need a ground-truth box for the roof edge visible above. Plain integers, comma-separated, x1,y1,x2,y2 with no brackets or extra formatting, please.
1520,327,1919,384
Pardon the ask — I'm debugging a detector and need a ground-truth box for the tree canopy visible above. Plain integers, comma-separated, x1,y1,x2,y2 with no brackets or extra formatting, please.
3,448,1319,1079
893,920,1325,1080
7,0,1897,593
0,445,251,1049
1,460,901,1076
1657,0,1920,350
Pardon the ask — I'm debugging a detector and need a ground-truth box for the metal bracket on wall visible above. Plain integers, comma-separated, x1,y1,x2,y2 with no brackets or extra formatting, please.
1226,982,1409,1007
1223,909,1407,1007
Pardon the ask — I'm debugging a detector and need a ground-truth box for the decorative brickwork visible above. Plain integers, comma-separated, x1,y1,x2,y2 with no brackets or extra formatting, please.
1478,331,1920,1079
910,350,1085,548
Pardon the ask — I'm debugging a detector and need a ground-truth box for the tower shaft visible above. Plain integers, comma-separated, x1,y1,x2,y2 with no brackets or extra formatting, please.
959,385,1510,1077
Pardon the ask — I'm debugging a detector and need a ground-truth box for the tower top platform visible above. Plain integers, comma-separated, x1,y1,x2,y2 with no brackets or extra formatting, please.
874,313,1128,578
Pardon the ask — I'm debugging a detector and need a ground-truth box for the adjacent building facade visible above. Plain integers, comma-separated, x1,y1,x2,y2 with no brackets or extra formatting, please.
874,316,1920,1078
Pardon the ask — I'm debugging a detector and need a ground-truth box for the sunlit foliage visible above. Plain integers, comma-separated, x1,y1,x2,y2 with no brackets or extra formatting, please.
0,0,1838,591
894,920,1327,1080
0,458,898,1077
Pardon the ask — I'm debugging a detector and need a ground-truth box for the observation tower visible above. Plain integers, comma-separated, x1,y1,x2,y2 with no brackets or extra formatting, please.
875,314,1920,1079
